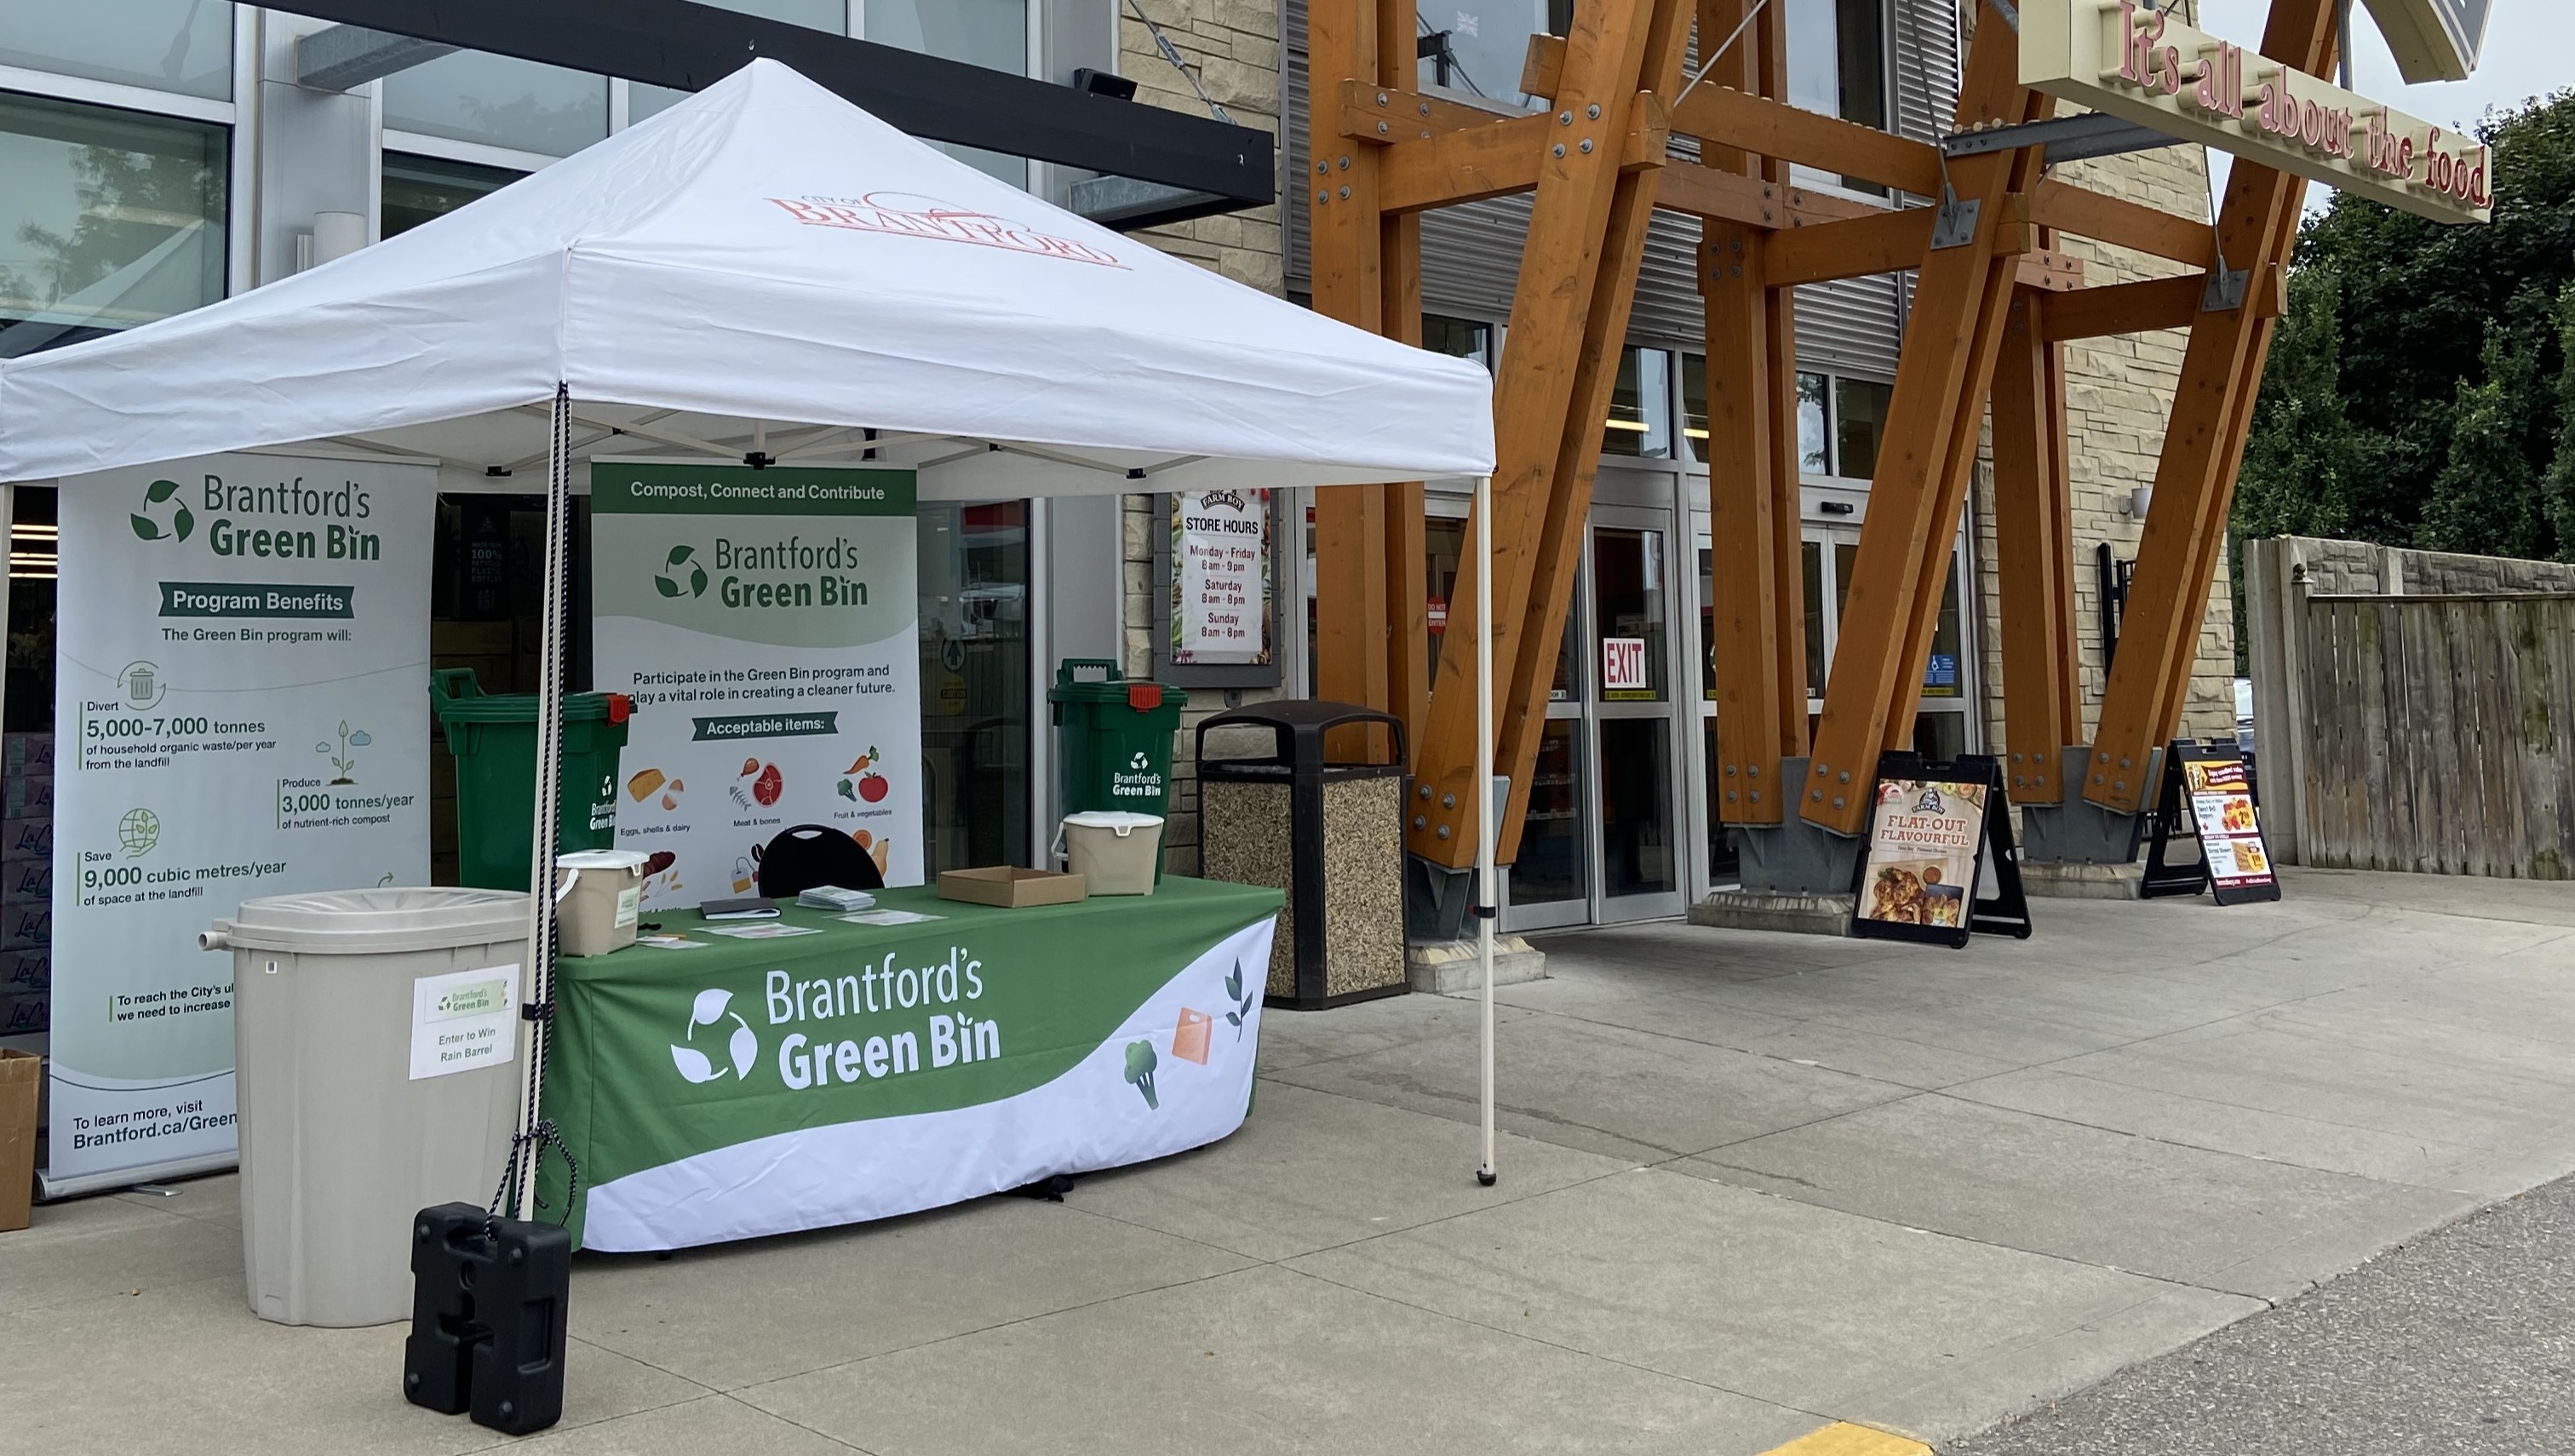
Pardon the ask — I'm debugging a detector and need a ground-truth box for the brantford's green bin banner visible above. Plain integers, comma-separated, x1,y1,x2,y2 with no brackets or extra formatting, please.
540,878,1283,1251
591,460,920,903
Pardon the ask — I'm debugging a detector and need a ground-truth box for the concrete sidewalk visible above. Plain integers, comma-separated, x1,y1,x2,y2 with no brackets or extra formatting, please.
8,867,2574,1454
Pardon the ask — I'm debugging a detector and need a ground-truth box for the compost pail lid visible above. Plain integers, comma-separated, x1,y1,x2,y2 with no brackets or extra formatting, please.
209,886,529,954
1062,811,1164,835
558,849,648,871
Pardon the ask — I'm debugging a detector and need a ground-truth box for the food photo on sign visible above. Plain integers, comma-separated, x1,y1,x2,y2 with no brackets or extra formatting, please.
1857,778,1986,932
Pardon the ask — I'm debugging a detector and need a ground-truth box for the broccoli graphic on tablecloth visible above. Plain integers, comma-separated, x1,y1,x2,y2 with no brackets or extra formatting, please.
1122,1039,1159,1109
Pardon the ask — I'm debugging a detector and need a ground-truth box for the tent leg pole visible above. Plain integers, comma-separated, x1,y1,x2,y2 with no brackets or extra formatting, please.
1475,473,1496,1189
511,384,574,1222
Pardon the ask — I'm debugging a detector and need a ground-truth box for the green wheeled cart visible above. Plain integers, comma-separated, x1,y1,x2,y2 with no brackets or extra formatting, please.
428,668,634,891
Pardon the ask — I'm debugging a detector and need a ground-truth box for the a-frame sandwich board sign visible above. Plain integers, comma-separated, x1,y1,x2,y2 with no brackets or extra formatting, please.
1850,753,2034,949
2143,737,2282,905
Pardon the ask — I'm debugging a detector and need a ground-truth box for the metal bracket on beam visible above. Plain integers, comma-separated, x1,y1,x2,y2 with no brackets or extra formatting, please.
1930,195,1982,250
1067,175,1235,232
1942,111,2181,166
2201,263,2251,312
295,25,457,91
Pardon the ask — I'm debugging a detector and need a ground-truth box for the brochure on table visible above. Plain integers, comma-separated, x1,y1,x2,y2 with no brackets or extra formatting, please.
591,461,922,907
49,453,433,1184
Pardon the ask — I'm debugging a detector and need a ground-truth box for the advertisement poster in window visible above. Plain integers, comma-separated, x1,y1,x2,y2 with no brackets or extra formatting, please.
1171,489,1269,666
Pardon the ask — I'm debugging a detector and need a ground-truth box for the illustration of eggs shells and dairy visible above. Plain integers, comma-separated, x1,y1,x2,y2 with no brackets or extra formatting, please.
625,766,686,899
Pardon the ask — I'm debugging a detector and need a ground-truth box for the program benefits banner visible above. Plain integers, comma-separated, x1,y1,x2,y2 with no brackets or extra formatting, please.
51,454,433,1185
592,461,921,905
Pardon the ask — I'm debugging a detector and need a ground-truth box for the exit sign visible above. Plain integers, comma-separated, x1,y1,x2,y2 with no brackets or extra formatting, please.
1602,637,1649,695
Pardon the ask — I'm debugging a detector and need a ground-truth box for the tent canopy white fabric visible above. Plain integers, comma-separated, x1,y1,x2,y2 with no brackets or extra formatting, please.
0,58,1493,494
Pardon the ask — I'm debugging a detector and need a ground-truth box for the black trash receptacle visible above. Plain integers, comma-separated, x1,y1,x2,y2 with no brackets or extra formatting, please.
1196,702,1407,1010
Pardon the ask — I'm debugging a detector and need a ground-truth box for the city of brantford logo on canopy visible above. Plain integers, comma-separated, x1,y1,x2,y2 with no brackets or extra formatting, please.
764,192,1130,267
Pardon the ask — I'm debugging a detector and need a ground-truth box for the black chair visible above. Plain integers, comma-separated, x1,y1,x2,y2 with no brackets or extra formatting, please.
756,824,884,897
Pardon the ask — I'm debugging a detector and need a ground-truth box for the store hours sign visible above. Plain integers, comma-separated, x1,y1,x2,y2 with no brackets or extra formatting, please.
1171,490,1270,666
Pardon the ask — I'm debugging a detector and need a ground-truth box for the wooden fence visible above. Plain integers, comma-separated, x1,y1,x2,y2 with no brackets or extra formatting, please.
2293,594,2574,879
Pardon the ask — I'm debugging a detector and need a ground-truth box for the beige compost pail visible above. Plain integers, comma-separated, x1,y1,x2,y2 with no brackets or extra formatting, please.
555,849,646,955
1058,811,1164,896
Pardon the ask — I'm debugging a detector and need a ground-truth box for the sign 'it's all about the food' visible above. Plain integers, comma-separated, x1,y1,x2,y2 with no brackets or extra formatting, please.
2019,0,2492,226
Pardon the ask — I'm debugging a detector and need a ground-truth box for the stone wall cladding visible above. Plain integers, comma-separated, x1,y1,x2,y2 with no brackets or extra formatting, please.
1117,0,1296,872
2269,536,2575,597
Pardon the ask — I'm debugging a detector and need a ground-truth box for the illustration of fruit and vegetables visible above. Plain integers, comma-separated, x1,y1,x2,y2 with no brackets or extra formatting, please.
850,827,892,879
836,747,888,805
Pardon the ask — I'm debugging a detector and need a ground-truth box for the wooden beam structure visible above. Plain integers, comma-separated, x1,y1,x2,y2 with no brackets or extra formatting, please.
2084,0,2340,815
1698,0,1804,827
1993,289,2083,803
1302,0,2388,886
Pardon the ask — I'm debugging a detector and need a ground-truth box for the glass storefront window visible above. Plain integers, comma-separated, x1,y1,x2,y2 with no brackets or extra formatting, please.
917,501,1029,872
1798,372,1830,475
1423,312,1490,363
866,0,1028,186
0,0,233,100
1696,545,1715,702
0,94,226,358
1591,527,1665,701
1600,718,1674,897
1425,514,1464,679
1601,348,1670,458
1513,720,1585,906
633,1,849,120
381,153,522,239
1702,720,1740,883
1415,0,1547,104
1679,353,1708,462
1833,377,1891,481
1802,539,1827,698
1922,553,1963,699
383,51,608,157
1785,0,1888,191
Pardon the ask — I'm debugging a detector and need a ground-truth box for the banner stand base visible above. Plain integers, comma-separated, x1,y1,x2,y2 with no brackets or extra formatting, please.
40,1151,239,1203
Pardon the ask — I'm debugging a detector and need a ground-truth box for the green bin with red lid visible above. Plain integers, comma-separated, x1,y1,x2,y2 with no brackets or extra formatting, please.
428,668,634,891
1047,661,1187,878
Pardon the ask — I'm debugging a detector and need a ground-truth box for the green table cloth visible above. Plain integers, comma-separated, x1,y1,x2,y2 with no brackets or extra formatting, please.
539,876,1283,1250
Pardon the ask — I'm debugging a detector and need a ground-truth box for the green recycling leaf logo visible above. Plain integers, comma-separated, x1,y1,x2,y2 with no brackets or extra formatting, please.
1130,752,1150,771
129,479,193,543
671,988,758,1084
655,544,709,599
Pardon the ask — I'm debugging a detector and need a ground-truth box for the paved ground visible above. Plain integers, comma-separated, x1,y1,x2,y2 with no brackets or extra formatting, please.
1949,1172,2575,1454
6,866,2574,1455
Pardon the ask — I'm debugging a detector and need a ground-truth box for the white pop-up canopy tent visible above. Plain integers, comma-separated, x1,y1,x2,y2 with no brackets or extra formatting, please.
0,58,1513,1199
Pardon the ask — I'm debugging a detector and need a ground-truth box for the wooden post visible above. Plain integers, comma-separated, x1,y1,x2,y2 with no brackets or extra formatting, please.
1993,289,2082,801
1406,0,1677,868
2085,0,2337,815
1309,0,1391,755
1801,0,2043,834
1698,0,1802,826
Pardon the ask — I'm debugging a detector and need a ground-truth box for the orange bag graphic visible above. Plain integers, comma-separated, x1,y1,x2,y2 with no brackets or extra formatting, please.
1172,1007,1212,1065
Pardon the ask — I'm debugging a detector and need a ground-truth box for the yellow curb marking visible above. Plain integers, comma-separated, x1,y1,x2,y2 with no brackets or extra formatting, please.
1756,1421,1934,1456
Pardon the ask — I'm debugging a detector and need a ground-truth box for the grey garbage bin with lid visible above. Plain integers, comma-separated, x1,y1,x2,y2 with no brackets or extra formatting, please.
203,887,530,1327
